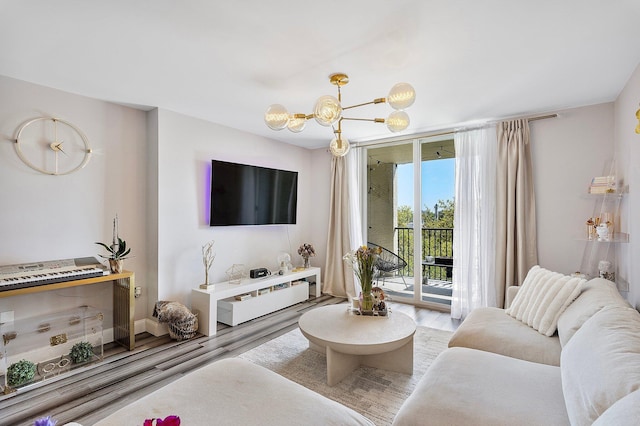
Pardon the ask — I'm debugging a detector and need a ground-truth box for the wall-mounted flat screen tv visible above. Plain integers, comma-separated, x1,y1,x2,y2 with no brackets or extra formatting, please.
209,160,298,226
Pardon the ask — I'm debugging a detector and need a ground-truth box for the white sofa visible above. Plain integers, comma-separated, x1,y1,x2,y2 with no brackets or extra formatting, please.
392,276,640,425
95,357,374,425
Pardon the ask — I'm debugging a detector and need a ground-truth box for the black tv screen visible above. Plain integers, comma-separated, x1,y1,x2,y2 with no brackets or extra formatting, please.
209,160,298,226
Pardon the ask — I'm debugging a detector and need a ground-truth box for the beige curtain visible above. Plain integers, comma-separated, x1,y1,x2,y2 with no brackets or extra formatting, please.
495,119,538,307
322,155,356,299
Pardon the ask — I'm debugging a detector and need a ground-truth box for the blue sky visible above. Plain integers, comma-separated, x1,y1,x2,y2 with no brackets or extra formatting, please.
397,159,455,211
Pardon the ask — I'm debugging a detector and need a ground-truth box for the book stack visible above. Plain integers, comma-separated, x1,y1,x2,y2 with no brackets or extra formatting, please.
589,176,616,194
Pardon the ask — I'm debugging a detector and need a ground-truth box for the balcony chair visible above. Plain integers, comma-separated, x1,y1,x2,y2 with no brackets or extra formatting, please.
367,242,409,289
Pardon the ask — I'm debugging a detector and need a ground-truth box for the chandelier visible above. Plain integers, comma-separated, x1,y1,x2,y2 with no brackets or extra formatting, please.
264,73,416,157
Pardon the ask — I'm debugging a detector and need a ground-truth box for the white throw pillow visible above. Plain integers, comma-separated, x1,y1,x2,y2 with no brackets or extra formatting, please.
505,265,584,336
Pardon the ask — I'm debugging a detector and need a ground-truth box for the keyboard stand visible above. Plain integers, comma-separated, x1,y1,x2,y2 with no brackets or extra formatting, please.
0,270,136,350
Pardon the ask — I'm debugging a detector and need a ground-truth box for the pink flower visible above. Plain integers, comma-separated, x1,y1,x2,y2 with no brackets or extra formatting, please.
144,416,180,426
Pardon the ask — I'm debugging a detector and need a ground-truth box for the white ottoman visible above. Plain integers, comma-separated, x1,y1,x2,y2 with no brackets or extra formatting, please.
95,358,374,425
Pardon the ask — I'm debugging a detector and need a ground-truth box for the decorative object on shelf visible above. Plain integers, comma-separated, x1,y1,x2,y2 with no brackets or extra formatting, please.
3,331,17,345
596,222,611,241
264,73,416,157
298,243,316,268
96,214,132,273
153,301,198,341
598,260,615,282
586,218,596,240
226,264,247,284
635,105,640,134
199,240,216,290
6,359,36,387
69,341,95,364
39,355,71,377
37,323,51,333
343,245,382,313
588,175,616,194
277,252,292,275
144,415,181,426
13,116,92,175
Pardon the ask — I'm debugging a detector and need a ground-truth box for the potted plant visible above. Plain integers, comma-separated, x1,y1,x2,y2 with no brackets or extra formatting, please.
96,215,132,273
69,341,94,364
7,359,36,387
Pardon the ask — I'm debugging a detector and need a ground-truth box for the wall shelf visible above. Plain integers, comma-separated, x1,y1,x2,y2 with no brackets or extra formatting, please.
578,169,629,289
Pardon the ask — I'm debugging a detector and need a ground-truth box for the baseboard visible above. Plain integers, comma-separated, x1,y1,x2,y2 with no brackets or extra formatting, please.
102,319,150,344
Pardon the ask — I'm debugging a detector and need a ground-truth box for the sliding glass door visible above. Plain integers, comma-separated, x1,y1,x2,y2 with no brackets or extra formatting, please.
365,136,455,308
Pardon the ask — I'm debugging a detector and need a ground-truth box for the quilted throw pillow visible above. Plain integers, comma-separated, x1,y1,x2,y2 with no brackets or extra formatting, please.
505,265,585,336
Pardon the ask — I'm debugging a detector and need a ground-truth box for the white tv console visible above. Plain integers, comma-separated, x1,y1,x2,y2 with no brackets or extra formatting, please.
191,267,321,336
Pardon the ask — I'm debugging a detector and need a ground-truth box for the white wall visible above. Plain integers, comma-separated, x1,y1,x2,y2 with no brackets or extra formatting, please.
531,103,615,276
0,75,148,324
154,109,316,308
614,62,640,307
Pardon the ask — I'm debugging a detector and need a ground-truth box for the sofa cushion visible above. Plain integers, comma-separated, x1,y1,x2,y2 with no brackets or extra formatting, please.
94,358,374,426
561,305,640,425
448,307,561,365
592,389,640,425
556,278,629,347
392,347,569,426
506,265,584,336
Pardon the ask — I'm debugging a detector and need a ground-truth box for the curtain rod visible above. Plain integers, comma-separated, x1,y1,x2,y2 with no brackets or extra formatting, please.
355,113,558,147
425,113,558,139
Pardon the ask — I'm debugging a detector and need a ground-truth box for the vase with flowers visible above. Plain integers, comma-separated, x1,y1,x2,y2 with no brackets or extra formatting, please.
343,245,382,313
298,243,316,268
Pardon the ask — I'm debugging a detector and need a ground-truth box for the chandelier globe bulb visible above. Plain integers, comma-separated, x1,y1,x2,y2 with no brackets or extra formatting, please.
329,136,350,157
386,110,410,132
287,114,306,133
313,95,342,127
264,104,290,130
387,82,416,110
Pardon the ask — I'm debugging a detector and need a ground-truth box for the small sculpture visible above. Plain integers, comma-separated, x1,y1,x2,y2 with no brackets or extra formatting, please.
596,222,610,241
200,240,216,290
226,264,247,284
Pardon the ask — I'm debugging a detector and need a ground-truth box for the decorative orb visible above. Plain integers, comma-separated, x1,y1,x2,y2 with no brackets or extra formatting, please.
313,95,342,126
386,110,410,132
287,114,306,133
329,136,350,157
264,104,289,130
387,82,416,110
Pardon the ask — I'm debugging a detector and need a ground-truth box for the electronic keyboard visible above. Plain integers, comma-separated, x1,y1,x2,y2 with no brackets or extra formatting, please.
0,257,108,292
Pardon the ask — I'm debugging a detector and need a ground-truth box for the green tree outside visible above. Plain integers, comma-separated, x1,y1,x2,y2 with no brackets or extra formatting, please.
396,199,455,278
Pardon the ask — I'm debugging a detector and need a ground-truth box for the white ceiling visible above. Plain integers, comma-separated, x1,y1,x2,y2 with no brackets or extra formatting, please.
1,1,639,150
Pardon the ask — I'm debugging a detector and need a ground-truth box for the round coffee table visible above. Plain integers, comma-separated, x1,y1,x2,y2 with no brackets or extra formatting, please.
298,304,416,386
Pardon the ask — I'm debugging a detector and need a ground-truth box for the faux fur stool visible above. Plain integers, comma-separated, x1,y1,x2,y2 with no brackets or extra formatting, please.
153,301,199,340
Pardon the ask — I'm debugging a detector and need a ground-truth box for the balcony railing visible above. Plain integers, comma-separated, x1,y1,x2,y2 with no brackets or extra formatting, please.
395,227,454,282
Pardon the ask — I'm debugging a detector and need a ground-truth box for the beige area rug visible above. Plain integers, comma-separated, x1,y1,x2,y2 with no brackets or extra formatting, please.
239,325,452,426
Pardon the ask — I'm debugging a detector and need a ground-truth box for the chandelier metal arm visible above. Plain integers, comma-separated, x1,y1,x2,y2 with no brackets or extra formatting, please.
341,117,386,123
342,98,386,110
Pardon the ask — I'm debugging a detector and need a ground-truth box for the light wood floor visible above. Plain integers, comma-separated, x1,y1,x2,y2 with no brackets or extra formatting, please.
0,294,460,426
